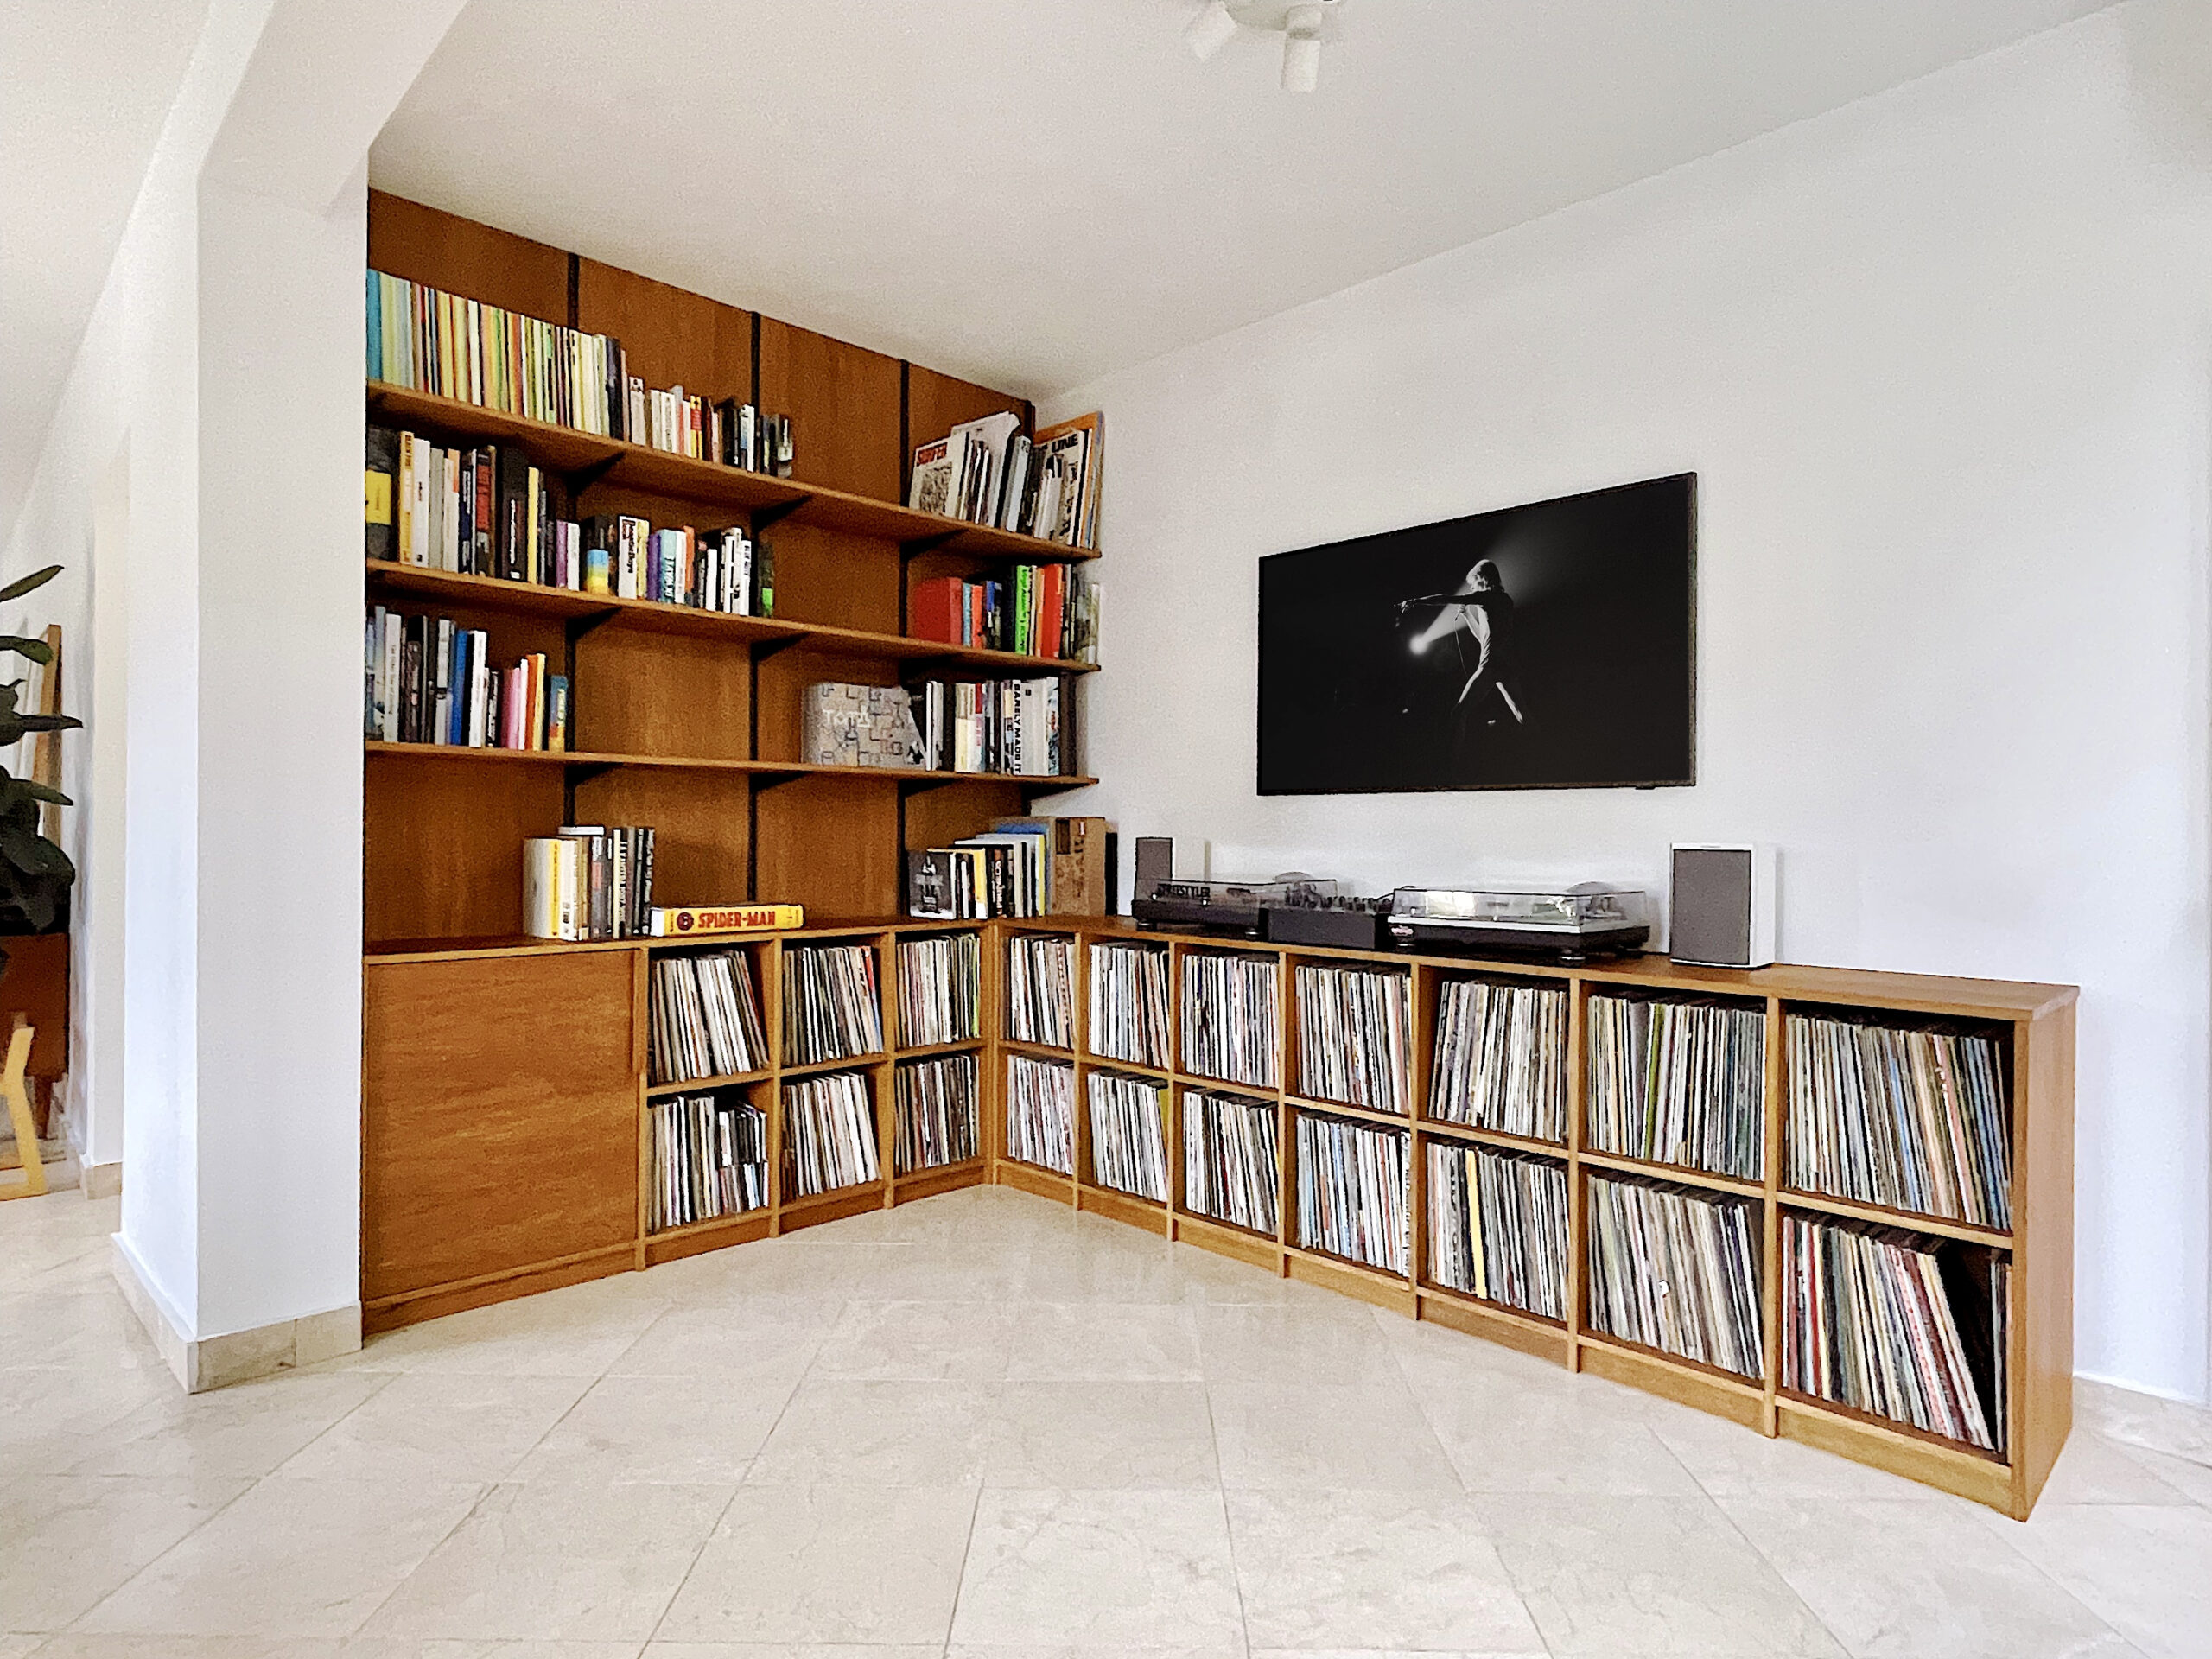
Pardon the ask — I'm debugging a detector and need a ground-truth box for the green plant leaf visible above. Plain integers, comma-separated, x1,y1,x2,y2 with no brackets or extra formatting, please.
3,781,70,807
0,636,53,665
0,566,60,605
11,714,79,734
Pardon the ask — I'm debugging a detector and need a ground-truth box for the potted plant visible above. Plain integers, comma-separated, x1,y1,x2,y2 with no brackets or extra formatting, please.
0,563,79,969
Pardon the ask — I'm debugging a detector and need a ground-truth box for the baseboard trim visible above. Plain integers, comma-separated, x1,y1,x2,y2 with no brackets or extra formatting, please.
109,1237,362,1393
82,1160,120,1199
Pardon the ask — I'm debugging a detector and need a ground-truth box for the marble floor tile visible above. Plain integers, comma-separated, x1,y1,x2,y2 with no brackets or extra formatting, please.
73,1476,484,1638
69,1370,395,1479
647,1646,938,1659
0,1363,177,1475
2075,1381,2212,1468
747,1378,999,1484
1196,1302,1408,1387
273,1371,590,1484
341,1280,671,1378
809,1299,1014,1381
0,1473,248,1633
1005,1301,1202,1381
1643,1400,1960,1503
2107,1441,2212,1508
0,1287,167,1372
653,1484,976,1644
359,1480,731,1643
606,1300,840,1380
986,1381,1220,1489
33,1641,640,1657
1418,1371,1702,1496
2032,1431,2202,1505
1226,1488,1544,1652
1986,1502,2212,1659
950,1487,1244,1651
1720,1494,2137,1658
1470,1491,1847,1656
1210,1382,1459,1491
509,1372,794,1484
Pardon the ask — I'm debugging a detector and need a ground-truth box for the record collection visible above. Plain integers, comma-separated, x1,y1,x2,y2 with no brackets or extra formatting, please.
1426,1143,1569,1321
1086,1071,1170,1203
1005,1053,1076,1173
1294,964,1409,1114
1784,1014,2012,1229
1294,1111,1410,1275
1007,934,1076,1048
648,1094,768,1232
1088,942,1173,1069
649,950,769,1085
1182,1090,1281,1236
1781,1211,2006,1452
783,1071,880,1198
1180,950,1281,1090
897,932,982,1047
1428,978,1569,1143
781,944,885,1065
1586,1174,1764,1376
1586,995,1765,1179
893,1052,979,1174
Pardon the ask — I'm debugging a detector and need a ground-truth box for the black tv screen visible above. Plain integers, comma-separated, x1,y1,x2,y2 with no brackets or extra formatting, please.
1257,474,1696,795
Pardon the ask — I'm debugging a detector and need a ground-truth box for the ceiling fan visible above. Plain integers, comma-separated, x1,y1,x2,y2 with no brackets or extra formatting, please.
1185,0,1346,93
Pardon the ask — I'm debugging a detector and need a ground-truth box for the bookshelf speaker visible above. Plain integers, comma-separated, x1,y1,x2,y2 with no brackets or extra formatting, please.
1134,836,1205,900
1669,844,1777,969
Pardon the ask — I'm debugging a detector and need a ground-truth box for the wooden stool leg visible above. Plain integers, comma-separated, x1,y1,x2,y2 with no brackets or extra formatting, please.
0,1022,46,1200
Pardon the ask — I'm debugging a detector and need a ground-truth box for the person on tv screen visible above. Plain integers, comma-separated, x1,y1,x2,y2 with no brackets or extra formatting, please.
1400,558,1527,756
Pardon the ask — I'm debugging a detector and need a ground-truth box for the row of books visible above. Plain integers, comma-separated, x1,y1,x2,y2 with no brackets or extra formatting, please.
365,608,568,752
896,932,982,1048
1781,1211,2005,1451
1006,934,1076,1047
522,826,657,942
785,1071,880,1197
1586,995,1766,1180
1006,1054,1077,1173
1089,1071,1170,1202
908,819,1053,921
782,944,884,1065
629,385,792,476
1182,951,1281,1090
1784,1014,2012,1229
649,950,769,1084
911,677,1071,777
1295,965,1410,1115
1183,1090,1280,1236
1427,1143,1570,1321
369,271,622,435
1586,1174,1764,1377
649,1096,768,1232
911,565,1098,664
1090,943,1173,1070
1294,1112,1409,1275
1429,979,1569,1143
906,410,1102,548
894,1053,979,1174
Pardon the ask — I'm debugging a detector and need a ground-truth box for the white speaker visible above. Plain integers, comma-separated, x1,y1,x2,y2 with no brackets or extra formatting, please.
1669,844,1777,969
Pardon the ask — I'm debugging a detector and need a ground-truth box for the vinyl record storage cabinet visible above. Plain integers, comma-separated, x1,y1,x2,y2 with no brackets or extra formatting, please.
359,195,2075,1521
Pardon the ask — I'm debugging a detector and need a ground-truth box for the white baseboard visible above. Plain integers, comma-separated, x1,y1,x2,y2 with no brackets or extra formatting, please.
109,1236,362,1393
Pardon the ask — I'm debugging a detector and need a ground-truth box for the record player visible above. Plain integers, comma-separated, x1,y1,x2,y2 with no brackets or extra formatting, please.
1134,873,1338,938
1386,883,1650,963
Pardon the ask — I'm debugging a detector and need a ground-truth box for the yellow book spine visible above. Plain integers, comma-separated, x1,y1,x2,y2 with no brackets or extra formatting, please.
649,903,805,938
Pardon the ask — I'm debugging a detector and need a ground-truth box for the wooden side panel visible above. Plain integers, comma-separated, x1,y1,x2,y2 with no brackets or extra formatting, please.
902,780,1027,853
763,522,901,634
364,758,563,942
758,319,902,502
572,770,752,910
2015,1003,2075,1515
575,258,753,412
906,364,1030,453
363,950,640,1303
368,191,571,324
753,776,899,915
572,629,750,760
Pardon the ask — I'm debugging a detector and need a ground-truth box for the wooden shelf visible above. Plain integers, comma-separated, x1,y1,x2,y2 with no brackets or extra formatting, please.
1285,1093,1412,1130
1778,1187,2012,1248
1577,1147,1766,1199
1084,1055,1174,1082
646,1070,771,1098
1417,1276,1569,1333
365,740,1096,794
367,382,1100,563
780,1052,886,1077
1415,1116,1569,1158
894,1039,986,1060
1001,1039,1077,1062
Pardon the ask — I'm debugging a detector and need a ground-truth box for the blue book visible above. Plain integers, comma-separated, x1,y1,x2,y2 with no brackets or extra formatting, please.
449,627,471,746
365,270,380,381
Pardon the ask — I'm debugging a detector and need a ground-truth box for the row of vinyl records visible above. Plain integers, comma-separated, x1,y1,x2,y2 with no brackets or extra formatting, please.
649,1058,986,1230
1007,935,1077,1047
910,568,1099,664
365,607,568,750
782,944,885,1065
906,409,1102,549
367,271,798,476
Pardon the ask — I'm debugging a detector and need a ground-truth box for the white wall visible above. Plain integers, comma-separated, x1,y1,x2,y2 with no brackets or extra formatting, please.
1043,3,2212,1402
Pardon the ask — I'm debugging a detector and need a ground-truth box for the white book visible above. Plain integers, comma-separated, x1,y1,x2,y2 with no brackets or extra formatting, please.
379,611,402,742
947,412,1020,523
405,433,432,568
442,447,461,571
467,630,490,747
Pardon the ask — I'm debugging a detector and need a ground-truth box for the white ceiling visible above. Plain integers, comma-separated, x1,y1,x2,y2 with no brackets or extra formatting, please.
1,0,209,541
372,0,2109,403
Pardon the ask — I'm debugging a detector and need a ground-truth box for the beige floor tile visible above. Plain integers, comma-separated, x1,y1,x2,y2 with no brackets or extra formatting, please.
340,1279,671,1377
648,1646,938,1659
69,1370,395,1479
809,1299,1014,1381
607,1300,840,1380
1019,1234,1211,1305
0,1363,178,1475
29,1640,353,1656
0,1288,167,1373
653,1484,976,1644
1226,1488,1543,1651
1986,1502,2212,1659
509,1371,793,1484
2107,1442,2212,1508
1721,1494,2137,1658
360,1479,730,1643
1005,1302,1202,1381
1643,1399,1956,1503
1245,1651,1551,1659
748,1379,999,1484
2075,1381,2212,1468
273,1372,589,1484
1471,1492,1846,1656
1210,1382,1458,1491
345,1642,647,1657
986,1381,1220,1489
2033,1432,2202,1505
950,1487,1243,1651
0,1638,35,1659
73,1475,483,1638
1420,1371,1701,1496
1196,1303,1406,1387
0,1473,247,1633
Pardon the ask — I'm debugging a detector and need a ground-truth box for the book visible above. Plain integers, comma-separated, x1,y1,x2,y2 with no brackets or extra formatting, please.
369,270,622,436
365,425,398,560
802,682,925,768
649,902,805,938
908,435,958,516
1032,411,1103,547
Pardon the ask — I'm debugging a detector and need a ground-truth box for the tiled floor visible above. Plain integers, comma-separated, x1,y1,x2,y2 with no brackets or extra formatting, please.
3,1181,2210,1656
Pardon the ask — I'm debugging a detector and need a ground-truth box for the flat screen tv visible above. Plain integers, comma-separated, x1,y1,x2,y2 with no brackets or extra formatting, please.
1256,474,1695,795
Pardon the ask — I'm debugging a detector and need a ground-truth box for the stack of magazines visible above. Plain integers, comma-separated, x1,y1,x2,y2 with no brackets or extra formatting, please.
1087,1071,1169,1202
1586,995,1765,1179
1428,978,1568,1142
783,944,885,1064
1294,965,1409,1114
1182,950,1280,1089
1426,1143,1568,1320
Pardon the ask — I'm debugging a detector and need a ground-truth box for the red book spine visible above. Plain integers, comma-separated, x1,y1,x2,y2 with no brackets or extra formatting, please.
909,576,965,645
1039,563,1066,661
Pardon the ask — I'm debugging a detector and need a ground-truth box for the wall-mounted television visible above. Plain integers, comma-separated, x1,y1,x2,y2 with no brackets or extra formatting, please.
1257,474,1696,795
